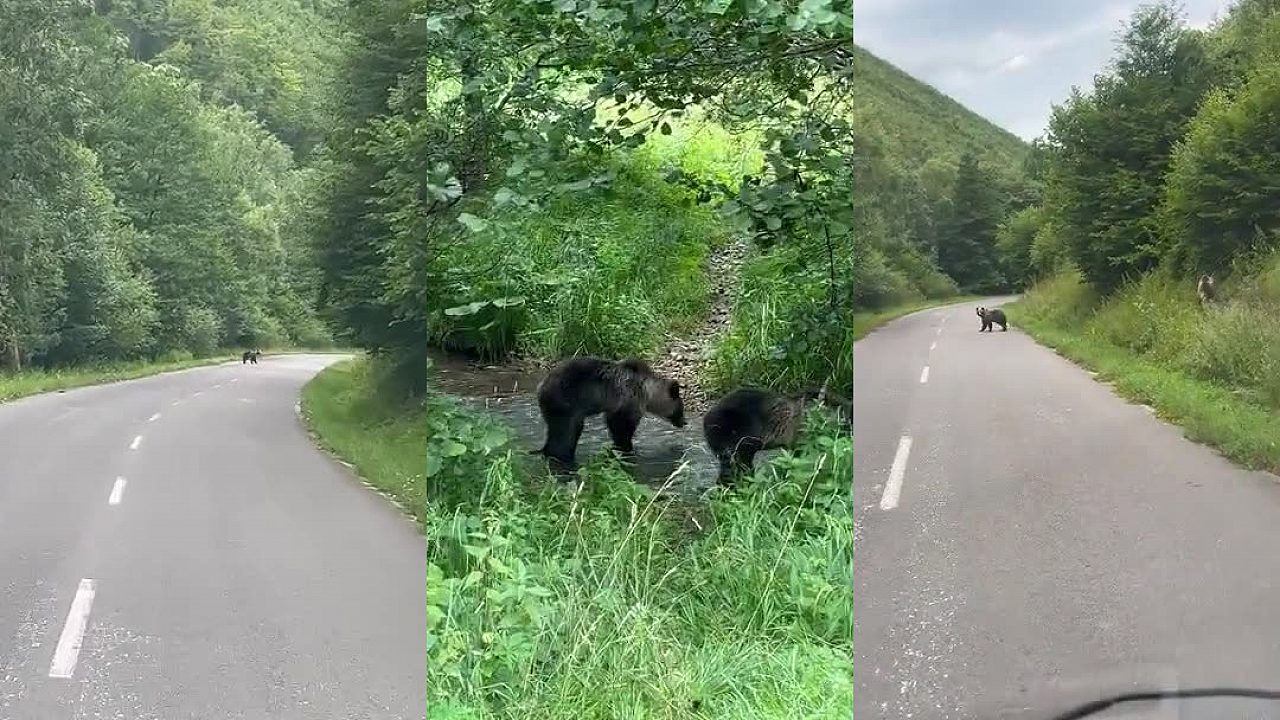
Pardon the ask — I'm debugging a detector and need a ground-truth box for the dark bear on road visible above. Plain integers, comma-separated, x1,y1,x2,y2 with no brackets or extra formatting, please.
703,386,850,486
531,357,686,471
977,307,1008,332
242,349,261,364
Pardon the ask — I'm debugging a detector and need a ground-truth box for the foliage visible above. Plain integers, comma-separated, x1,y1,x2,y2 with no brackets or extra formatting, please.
428,152,724,360
996,204,1046,288
0,0,333,371
707,245,853,398
302,357,429,524
846,47,1028,306
1010,258,1280,473
934,152,1007,292
1036,2,1215,293
1017,254,1280,410
421,396,852,718
846,45,1027,167
1160,52,1280,274
317,0,851,384
1009,0,1280,300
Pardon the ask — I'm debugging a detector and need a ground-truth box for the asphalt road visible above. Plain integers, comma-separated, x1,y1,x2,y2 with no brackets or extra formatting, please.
0,355,425,719
854,300,1280,719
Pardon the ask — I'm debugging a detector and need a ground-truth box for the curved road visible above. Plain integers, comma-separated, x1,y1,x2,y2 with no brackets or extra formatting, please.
0,355,425,719
855,300,1280,719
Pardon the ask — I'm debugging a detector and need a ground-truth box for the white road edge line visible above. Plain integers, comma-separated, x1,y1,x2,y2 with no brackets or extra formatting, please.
193,391,204,397
129,435,142,451
48,579,96,679
879,436,913,511
108,477,126,505
919,366,930,384
930,341,937,351
148,413,161,423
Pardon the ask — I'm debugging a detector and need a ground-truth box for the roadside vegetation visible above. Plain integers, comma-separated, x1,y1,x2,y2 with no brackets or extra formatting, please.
424,390,852,719
0,1,342,376
301,358,427,524
0,351,240,402
1001,0,1280,473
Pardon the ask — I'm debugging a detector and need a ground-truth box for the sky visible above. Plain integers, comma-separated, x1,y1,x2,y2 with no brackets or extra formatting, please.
854,0,1236,140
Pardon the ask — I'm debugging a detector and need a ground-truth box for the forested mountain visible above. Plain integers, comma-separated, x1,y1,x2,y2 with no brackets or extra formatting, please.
849,45,1027,166
0,0,339,371
850,43,1031,306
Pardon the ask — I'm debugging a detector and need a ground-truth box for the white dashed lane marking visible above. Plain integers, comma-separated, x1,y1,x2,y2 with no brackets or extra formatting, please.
879,436,913,511
48,579,96,679
108,477,126,505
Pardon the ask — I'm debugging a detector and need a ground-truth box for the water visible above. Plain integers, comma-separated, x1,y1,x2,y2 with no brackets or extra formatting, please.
428,350,722,492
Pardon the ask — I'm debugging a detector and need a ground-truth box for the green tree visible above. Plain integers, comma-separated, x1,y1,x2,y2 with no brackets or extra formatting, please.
935,152,1005,292
1043,2,1212,293
1161,54,1280,274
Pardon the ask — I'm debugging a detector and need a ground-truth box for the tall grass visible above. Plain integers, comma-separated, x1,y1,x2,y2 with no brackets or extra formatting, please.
1010,257,1280,471
424,392,852,719
431,114,762,362
706,247,853,398
1016,263,1280,408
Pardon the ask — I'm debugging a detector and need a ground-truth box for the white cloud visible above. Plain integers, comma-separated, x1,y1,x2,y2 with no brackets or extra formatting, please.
856,0,1239,141
1000,54,1030,73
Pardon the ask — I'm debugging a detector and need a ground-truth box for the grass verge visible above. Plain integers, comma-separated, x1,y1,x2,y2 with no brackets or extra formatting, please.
1008,267,1280,473
299,357,427,526
0,347,357,404
0,351,238,403
852,295,980,341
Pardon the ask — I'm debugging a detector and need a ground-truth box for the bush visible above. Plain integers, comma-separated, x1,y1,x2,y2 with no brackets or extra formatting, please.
429,156,719,360
1161,58,1280,274
708,247,853,398
425,398,852,719
1017,255,1280,409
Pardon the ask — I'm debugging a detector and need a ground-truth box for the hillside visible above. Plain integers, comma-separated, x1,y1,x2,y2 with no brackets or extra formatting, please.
849,44,1028,166
850,44,1031,304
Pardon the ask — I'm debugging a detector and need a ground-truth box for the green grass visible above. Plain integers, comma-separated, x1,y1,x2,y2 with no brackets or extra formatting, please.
429,113,760,362
299,357,427,526
1009,264,1280,473
422,386,852,718
0,350,236,403
0,346,358,404
707,246,857,398
852,295,981,342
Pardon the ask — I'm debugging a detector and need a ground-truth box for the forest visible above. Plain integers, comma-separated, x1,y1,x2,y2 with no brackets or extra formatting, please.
1003,0,1280,472
0,0,351,372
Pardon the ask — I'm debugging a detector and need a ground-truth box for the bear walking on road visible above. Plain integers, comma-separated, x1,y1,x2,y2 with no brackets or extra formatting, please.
977,307,1008,332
